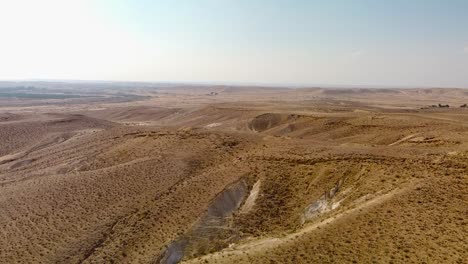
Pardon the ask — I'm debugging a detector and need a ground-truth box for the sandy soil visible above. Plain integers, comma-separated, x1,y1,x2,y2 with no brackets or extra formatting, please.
0,83,467,263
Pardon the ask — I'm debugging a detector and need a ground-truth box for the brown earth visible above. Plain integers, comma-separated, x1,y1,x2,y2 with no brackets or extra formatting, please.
0,84,467,263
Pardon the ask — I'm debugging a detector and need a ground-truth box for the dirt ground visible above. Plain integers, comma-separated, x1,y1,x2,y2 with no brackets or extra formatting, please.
0,83,467,263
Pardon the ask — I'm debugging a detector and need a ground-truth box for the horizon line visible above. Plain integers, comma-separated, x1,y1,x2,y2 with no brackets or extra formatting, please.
0,78,467,90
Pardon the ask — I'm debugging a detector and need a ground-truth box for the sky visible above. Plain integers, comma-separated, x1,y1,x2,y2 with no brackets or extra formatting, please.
0,0,467,87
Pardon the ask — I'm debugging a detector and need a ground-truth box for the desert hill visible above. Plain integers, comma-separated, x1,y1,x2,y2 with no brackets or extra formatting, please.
0,84,467,263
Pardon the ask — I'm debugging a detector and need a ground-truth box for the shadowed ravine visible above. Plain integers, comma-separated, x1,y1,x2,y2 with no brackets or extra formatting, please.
159,180,248,264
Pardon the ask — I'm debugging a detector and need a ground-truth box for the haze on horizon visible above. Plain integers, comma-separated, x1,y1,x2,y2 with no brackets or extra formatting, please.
1,0,467,87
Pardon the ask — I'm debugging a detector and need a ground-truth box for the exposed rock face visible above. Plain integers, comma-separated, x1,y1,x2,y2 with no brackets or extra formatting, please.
160,180,248,264
240,180,261,214
304,194,329,220
303,179,343,222
159,241,187,264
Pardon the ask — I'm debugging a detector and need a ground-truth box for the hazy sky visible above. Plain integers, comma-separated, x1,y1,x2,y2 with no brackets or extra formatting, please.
1,0,467,87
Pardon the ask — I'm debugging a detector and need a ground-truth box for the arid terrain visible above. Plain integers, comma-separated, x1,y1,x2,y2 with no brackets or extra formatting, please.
0,81,467,263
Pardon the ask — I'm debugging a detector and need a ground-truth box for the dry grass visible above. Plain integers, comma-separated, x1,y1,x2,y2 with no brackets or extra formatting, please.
0,86,467,263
